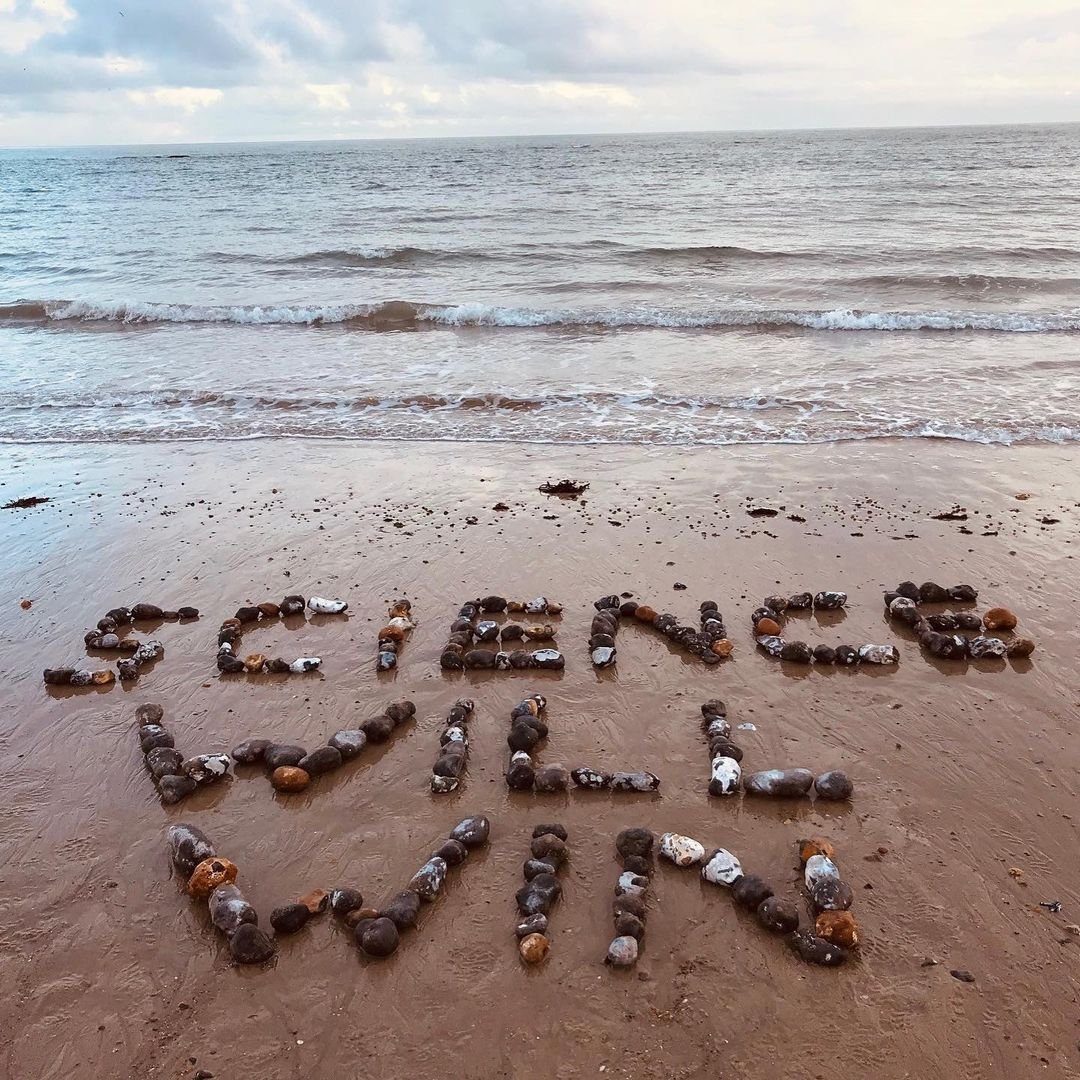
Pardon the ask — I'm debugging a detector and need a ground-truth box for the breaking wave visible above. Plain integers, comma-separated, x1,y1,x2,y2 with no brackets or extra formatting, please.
4,298,1079,332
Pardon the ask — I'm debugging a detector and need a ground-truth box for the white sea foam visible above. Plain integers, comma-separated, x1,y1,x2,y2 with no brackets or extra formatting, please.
21,298,1080,332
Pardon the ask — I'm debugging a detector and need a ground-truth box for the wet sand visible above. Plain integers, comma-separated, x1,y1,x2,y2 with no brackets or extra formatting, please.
1,437,1078,1080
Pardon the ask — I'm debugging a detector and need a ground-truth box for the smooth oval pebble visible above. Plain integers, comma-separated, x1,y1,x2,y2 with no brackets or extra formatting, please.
757,896,800,933
166,823,214,876
297,745,343,776
659,832,706,867
359,917,400,957
605,935,639,967
231,738,272,763
812,879,854,913
329,887,364,915
858,643,899,664
805,854,841,891
744,768,814,797
328,730,367,758
264,744,306,770
516,913,548,938
789,929,848,966
610,771,660,792
159,775,197,804
307,596,347,614
230,923,276,964
181,753,231,784
519,932,550,964
270,766,311,793
209,883,257,936
382,890,421,929
270,903,311,934
450,816,490,848
407,857,447,901
732,874,774,910
571,767,610,789
709,755,741,796
145,746,184,779
701,848,743,886
814,771,853,800
816,910,859,948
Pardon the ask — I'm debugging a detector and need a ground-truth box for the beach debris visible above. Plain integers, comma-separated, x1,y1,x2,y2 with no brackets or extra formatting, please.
747,506,779,517
949,969,976,983
431,698,474,793
539,479,589,496
515,824,569,964
1040,901,1063,913
606,828,654,968
3,495,50,509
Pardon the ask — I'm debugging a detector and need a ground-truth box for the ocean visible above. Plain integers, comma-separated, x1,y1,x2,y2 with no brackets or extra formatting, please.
2,124,1078,446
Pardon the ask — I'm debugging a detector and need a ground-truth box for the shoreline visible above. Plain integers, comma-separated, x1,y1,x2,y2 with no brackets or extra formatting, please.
2,435,1078,1079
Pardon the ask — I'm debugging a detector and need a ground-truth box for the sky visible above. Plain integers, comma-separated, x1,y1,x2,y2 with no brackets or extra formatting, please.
1,0,1078,146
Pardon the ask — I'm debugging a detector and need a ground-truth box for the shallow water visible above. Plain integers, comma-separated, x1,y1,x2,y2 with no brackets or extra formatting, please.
2,125,1079,445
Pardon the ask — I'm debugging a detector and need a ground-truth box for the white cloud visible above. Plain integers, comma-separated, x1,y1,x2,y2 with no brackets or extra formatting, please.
305,81,350,109
128,86,224,112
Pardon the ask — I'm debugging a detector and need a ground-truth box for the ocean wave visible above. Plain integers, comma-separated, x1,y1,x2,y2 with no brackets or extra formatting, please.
206,246,488,268
5,298,1079,332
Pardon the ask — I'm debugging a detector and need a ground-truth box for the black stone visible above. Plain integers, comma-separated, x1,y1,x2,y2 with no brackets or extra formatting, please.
382,890,421,929
532,823,568,841
230,924,276,964
358,917,400,957
264,744,306,770
298,746,343,776
270,903,311,934
615,828,654,859
757,897,799,933
732,875,774,911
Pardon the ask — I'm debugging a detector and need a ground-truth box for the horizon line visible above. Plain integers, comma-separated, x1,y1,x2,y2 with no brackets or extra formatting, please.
2,117,1078,153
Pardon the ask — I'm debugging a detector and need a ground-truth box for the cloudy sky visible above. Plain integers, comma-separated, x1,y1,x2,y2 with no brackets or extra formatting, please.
1,0,1078,146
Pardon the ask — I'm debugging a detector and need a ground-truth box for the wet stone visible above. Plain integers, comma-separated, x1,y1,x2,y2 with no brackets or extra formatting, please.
605,936,639,968
614,913,646,940
814,770,853,801
139,725,175,753
816,910,859,949
610,771,660,792
297,746,343,776
780,641,814,663
264,744,306,771
789,929,848,966
328,730,367,759
571,767,610,789
230,924,276,964
361,714,395,743
516,914,548,938
270,903,311,935
519,933,550,964
969,635,1007,659
270,766,310,793
744,768,814,797
532,823,568,841
621,855,652,876
805,854,841,891
530,834,567,866
702,848,743,887
659,832,706,867
813,644,837,664
231,738,272,764
788,592,814,609
919,582,951,603
182,754,231,785
834,645,859,665
534,765,569,793
524,859,557,881
858,643,899,664
516,875,562,916
732,875,774,910
159,775,197,804
1007,638,1035,658
135,703,164,726
506,761,535,790
209,883,258,936
329,888,364,915
756,635,784,657
407,857,447,901
167,823,214,875
145,746,184,779
812,879,854,913
358,917,400,957
451,816,491,848
615,829,656,861
383,890,421,929
757,897,800,933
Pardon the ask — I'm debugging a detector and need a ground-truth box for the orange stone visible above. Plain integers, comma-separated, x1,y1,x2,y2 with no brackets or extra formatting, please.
187,857,238,899
710,639,734,658
799,837,837,865
388,601,412,619
257,602,280,618
271,765,311,793
507,601,525,612
220,618,242,630
634,605,658,623
378,625,406,642
244,653,268,671
816,910,859,949
92,670,116,685
546,603,563,615
519,932,550,964
755,617,781,636
983,607,1018,631
298,888,329,914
